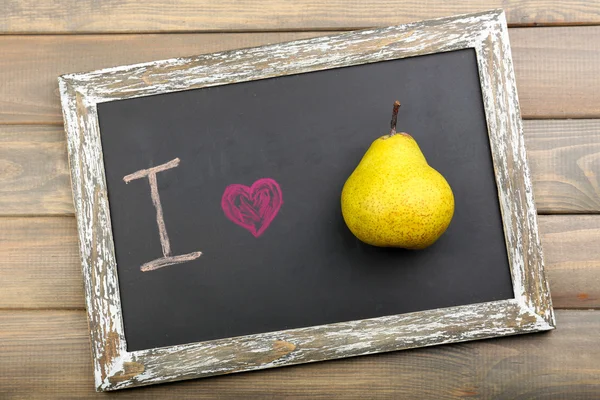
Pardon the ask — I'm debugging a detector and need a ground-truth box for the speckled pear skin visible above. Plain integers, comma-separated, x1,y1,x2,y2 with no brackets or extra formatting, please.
341,132,454,249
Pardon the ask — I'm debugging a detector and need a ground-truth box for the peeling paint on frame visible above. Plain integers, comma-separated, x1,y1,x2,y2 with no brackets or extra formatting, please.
59,9,555,392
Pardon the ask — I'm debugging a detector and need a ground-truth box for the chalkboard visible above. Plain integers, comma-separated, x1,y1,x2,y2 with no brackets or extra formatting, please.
62,11,554,390
97,48,513,352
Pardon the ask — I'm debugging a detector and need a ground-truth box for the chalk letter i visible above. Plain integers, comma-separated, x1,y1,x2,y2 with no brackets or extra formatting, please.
123,158,202,272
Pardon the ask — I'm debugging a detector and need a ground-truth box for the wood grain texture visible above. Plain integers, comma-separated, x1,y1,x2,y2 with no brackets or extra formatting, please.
0,217,81,309
524,120,600,213
0,32,325,125
0,126,72,215
2,0,600,33
3,121,600,216
1,215,596,310
540,216,600,309
0,310,598,399
1,27,599,124
510,27,600,118
58,11,552,390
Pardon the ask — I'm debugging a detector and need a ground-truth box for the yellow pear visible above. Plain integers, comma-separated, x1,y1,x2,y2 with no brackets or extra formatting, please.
341,101,454,249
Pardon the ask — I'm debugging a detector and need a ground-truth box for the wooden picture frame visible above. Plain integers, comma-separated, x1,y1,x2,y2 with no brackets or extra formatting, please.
59,9,554,392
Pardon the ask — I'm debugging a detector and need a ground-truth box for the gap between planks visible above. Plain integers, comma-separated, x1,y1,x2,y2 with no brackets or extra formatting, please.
4,24,600,36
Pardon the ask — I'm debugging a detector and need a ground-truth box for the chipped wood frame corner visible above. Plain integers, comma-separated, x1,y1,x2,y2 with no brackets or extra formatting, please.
58,9,555,392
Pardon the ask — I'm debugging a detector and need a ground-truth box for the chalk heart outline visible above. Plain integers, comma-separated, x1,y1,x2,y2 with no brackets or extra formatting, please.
221,178,283,238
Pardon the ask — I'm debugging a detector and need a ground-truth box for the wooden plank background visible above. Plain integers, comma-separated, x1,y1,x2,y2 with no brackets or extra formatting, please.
1,310,598,398
1,3,599,398
1,215,598,310
3,1,600,32
1,27,599,124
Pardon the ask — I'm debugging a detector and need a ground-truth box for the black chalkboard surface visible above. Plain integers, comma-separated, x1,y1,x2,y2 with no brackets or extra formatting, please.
97,48,513,352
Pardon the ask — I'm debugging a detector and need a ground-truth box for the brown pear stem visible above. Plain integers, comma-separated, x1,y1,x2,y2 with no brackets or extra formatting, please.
389,100,401,136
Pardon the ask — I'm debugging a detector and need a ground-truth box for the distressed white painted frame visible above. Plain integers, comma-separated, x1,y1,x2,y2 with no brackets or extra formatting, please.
59,9,554,391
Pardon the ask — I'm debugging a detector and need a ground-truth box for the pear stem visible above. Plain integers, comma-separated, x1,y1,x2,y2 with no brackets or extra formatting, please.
389,100,401,136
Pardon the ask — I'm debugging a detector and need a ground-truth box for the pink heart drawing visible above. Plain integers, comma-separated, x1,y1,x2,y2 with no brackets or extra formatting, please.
221,178,283,238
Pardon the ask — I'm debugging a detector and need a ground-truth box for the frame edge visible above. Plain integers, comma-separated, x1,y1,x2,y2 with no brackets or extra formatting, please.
475,11,555,329
58,75,130,392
